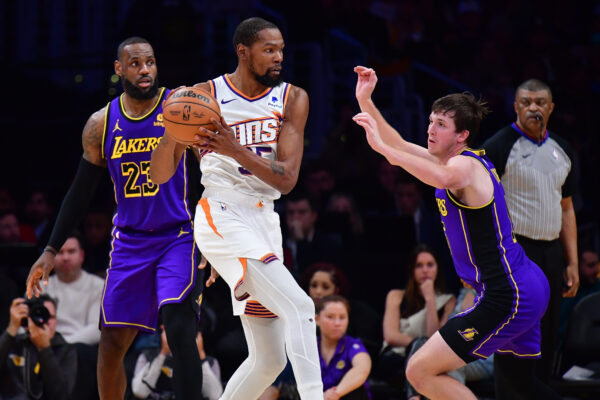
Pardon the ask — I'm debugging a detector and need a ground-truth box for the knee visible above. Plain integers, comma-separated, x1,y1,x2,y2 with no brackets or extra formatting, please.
405,356,427,393
295,292,315,318
99,328,134,356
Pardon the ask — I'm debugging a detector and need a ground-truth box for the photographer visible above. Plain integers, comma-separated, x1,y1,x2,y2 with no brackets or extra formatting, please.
0,295,77,400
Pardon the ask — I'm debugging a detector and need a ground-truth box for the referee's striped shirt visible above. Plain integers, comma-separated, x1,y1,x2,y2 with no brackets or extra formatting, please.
482,123,575,241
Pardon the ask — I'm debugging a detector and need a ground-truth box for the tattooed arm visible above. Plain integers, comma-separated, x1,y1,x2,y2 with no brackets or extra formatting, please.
83,108,109,167
197,85,308,194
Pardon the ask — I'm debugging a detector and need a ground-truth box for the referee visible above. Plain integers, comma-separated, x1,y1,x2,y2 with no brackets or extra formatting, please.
483,79,579,390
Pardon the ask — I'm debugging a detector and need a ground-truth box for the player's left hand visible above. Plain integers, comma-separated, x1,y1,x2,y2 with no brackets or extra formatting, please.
352,112,385,153
193,117,240,158
562,263,579,297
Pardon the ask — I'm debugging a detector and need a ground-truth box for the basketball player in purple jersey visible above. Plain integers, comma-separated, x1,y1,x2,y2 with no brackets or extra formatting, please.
26,37,204,400
353,66,550,400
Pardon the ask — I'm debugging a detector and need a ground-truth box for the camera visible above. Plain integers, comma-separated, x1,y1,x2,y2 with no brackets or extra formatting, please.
20,298,51,327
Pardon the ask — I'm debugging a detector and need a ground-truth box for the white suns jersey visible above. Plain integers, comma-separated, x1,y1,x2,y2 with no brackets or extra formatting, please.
199,74,291,201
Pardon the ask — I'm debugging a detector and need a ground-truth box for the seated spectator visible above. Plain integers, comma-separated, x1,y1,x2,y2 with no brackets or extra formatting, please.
283,192,342,276
378,244,456,394
132,325,223,400
42,231,104,345
559,248,600,341
317,295,372,400
301,262,381,360
82,209,112,277
0,295,77,400
42,231,104,400
23,188,54,250
0,210,39,292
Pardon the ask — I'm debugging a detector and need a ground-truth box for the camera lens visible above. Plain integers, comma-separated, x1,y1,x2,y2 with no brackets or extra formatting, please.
23,299,51,327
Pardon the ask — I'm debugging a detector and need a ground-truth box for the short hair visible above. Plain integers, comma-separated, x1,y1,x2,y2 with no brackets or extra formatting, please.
316,294,350,315
117,36,151,60
431,92,490,146
515,79,552,99
65,230,85,250
37,294,58,311
232,17,279,51
285,191,318,212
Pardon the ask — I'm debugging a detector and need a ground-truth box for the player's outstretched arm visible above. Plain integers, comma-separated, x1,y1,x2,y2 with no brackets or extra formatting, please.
354,66,435,162
149,133,188,184
26,109,107,298
195,85,308,194
353,112,473,190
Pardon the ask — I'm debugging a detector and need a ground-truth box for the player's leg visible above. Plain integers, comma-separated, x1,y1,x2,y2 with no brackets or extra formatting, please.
161,292,203,400
97,326,138,400
405,332,476,400
242,258,323,399
221,315,288,400
157,231,204,400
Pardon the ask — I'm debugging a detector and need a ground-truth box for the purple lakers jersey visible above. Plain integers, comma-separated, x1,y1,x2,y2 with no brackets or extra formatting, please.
435,149,529,293
102,88,192,232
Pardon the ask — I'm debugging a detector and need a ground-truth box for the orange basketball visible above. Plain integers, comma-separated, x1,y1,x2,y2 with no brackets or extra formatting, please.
162,87,221,144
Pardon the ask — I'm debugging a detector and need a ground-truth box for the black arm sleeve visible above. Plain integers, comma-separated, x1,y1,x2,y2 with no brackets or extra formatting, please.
46,158,105,250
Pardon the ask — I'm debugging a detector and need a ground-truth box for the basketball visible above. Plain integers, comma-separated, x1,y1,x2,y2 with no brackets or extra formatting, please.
162,87,221,144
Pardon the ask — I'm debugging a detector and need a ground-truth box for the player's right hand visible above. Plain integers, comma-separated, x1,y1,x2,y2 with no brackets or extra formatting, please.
354,66,378,102
26,251,56,299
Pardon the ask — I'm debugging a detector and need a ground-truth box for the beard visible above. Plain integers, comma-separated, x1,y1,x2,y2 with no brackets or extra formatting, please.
251,66,283,88
122,76,159,100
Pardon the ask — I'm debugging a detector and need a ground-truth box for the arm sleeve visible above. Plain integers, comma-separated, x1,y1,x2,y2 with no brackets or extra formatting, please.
46,157,105,250
38,344,78,400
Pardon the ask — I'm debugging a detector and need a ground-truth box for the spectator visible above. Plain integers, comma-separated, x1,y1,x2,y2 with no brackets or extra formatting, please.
301,262,382,360
23,189,54,249
378,244,456,393
42,231,104,400
302,160,337,210
317,295,372,400
483,79,579,388
81,209,112,277
0,295,77,400
132,325,223,400
284,192,342,276
559,248,600,340
0,210,25,244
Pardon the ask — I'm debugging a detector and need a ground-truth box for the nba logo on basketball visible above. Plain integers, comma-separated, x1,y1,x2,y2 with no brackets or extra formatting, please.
183,105,191,121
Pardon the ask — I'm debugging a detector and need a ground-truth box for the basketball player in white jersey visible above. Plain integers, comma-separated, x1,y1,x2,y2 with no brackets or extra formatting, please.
150,17,323,400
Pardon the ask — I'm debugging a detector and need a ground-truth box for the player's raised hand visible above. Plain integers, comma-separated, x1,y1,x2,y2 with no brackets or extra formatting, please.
354,66,378,102
352,112,385,153
26,251,56,299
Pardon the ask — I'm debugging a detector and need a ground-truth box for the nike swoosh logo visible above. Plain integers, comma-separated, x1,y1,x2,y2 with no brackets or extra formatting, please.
522,153,532,158
221,98,236,104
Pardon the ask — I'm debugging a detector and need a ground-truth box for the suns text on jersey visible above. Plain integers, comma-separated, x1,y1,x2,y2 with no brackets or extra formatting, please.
232,117,280,146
